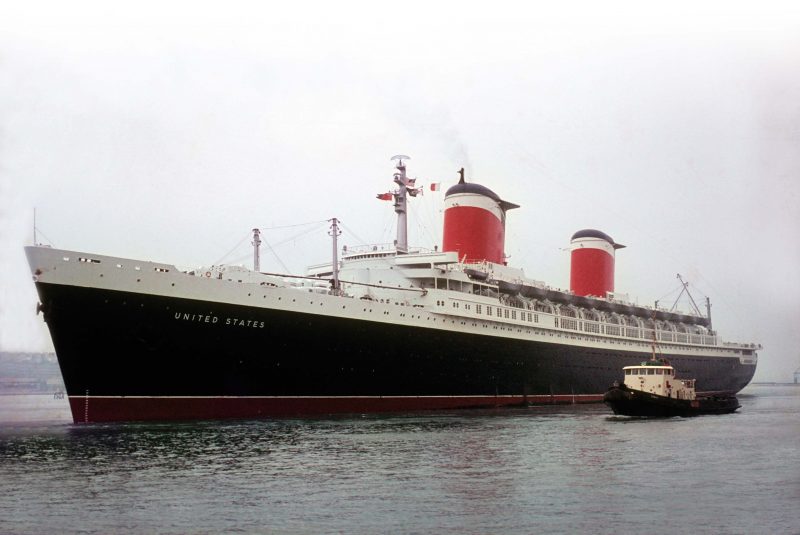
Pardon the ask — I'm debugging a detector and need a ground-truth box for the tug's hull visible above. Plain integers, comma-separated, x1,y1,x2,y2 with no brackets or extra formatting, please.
603,383,741,417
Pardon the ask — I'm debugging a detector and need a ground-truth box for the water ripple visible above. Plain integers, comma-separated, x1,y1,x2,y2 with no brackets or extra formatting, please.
0,386,798,534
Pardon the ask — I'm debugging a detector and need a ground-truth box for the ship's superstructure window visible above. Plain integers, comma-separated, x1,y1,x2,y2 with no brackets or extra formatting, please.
585,322,600,334
561,318,578,330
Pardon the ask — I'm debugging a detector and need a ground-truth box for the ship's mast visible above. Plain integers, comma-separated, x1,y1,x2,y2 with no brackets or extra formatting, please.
329,217,341,294
672,274,703,316
672,274,713,332
391,155,411,254
252,228,261,272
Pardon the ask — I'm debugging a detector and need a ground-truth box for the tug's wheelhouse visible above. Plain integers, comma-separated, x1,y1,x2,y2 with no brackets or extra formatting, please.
623,360,696,400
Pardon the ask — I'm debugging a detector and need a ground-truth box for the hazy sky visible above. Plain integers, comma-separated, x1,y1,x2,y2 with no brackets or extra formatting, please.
1,1,798,381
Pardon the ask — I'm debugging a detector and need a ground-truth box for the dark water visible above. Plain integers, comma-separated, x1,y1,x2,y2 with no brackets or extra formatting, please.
1,385,798,534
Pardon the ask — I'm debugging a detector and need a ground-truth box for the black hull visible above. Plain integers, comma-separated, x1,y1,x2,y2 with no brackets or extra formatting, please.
603,385,741,417
35,282,756,422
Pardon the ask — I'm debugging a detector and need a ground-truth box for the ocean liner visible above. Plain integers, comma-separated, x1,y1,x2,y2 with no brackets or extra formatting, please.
25,156,759,423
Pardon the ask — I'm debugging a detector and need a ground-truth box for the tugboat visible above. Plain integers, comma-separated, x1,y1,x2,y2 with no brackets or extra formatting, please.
603,358,741,417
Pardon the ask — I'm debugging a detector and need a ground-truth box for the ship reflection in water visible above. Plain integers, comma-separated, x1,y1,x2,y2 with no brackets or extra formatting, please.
0,385,797,534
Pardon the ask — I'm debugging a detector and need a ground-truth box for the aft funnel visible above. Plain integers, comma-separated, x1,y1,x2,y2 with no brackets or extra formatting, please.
569,229,625,297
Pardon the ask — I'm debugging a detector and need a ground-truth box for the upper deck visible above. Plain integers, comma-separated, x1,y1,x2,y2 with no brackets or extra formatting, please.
25,244,760,364
306,245,760,358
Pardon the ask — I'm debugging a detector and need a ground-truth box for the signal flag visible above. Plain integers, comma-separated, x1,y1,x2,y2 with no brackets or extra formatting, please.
430,183,441,191
376,192,393,201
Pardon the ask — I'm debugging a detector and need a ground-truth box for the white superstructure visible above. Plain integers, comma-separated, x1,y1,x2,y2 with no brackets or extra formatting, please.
623,362,696,400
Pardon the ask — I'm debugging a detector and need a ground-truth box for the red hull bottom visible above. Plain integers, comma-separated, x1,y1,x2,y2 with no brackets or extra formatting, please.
68,394,605,423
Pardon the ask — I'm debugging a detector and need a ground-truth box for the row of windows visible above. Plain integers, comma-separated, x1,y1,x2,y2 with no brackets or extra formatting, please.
625,368,674,376
441,296,723,352
452,300,538,323
551,315,714,346
65,255,168,273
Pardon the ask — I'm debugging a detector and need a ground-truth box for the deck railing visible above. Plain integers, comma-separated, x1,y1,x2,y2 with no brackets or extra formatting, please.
448,294,721,347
